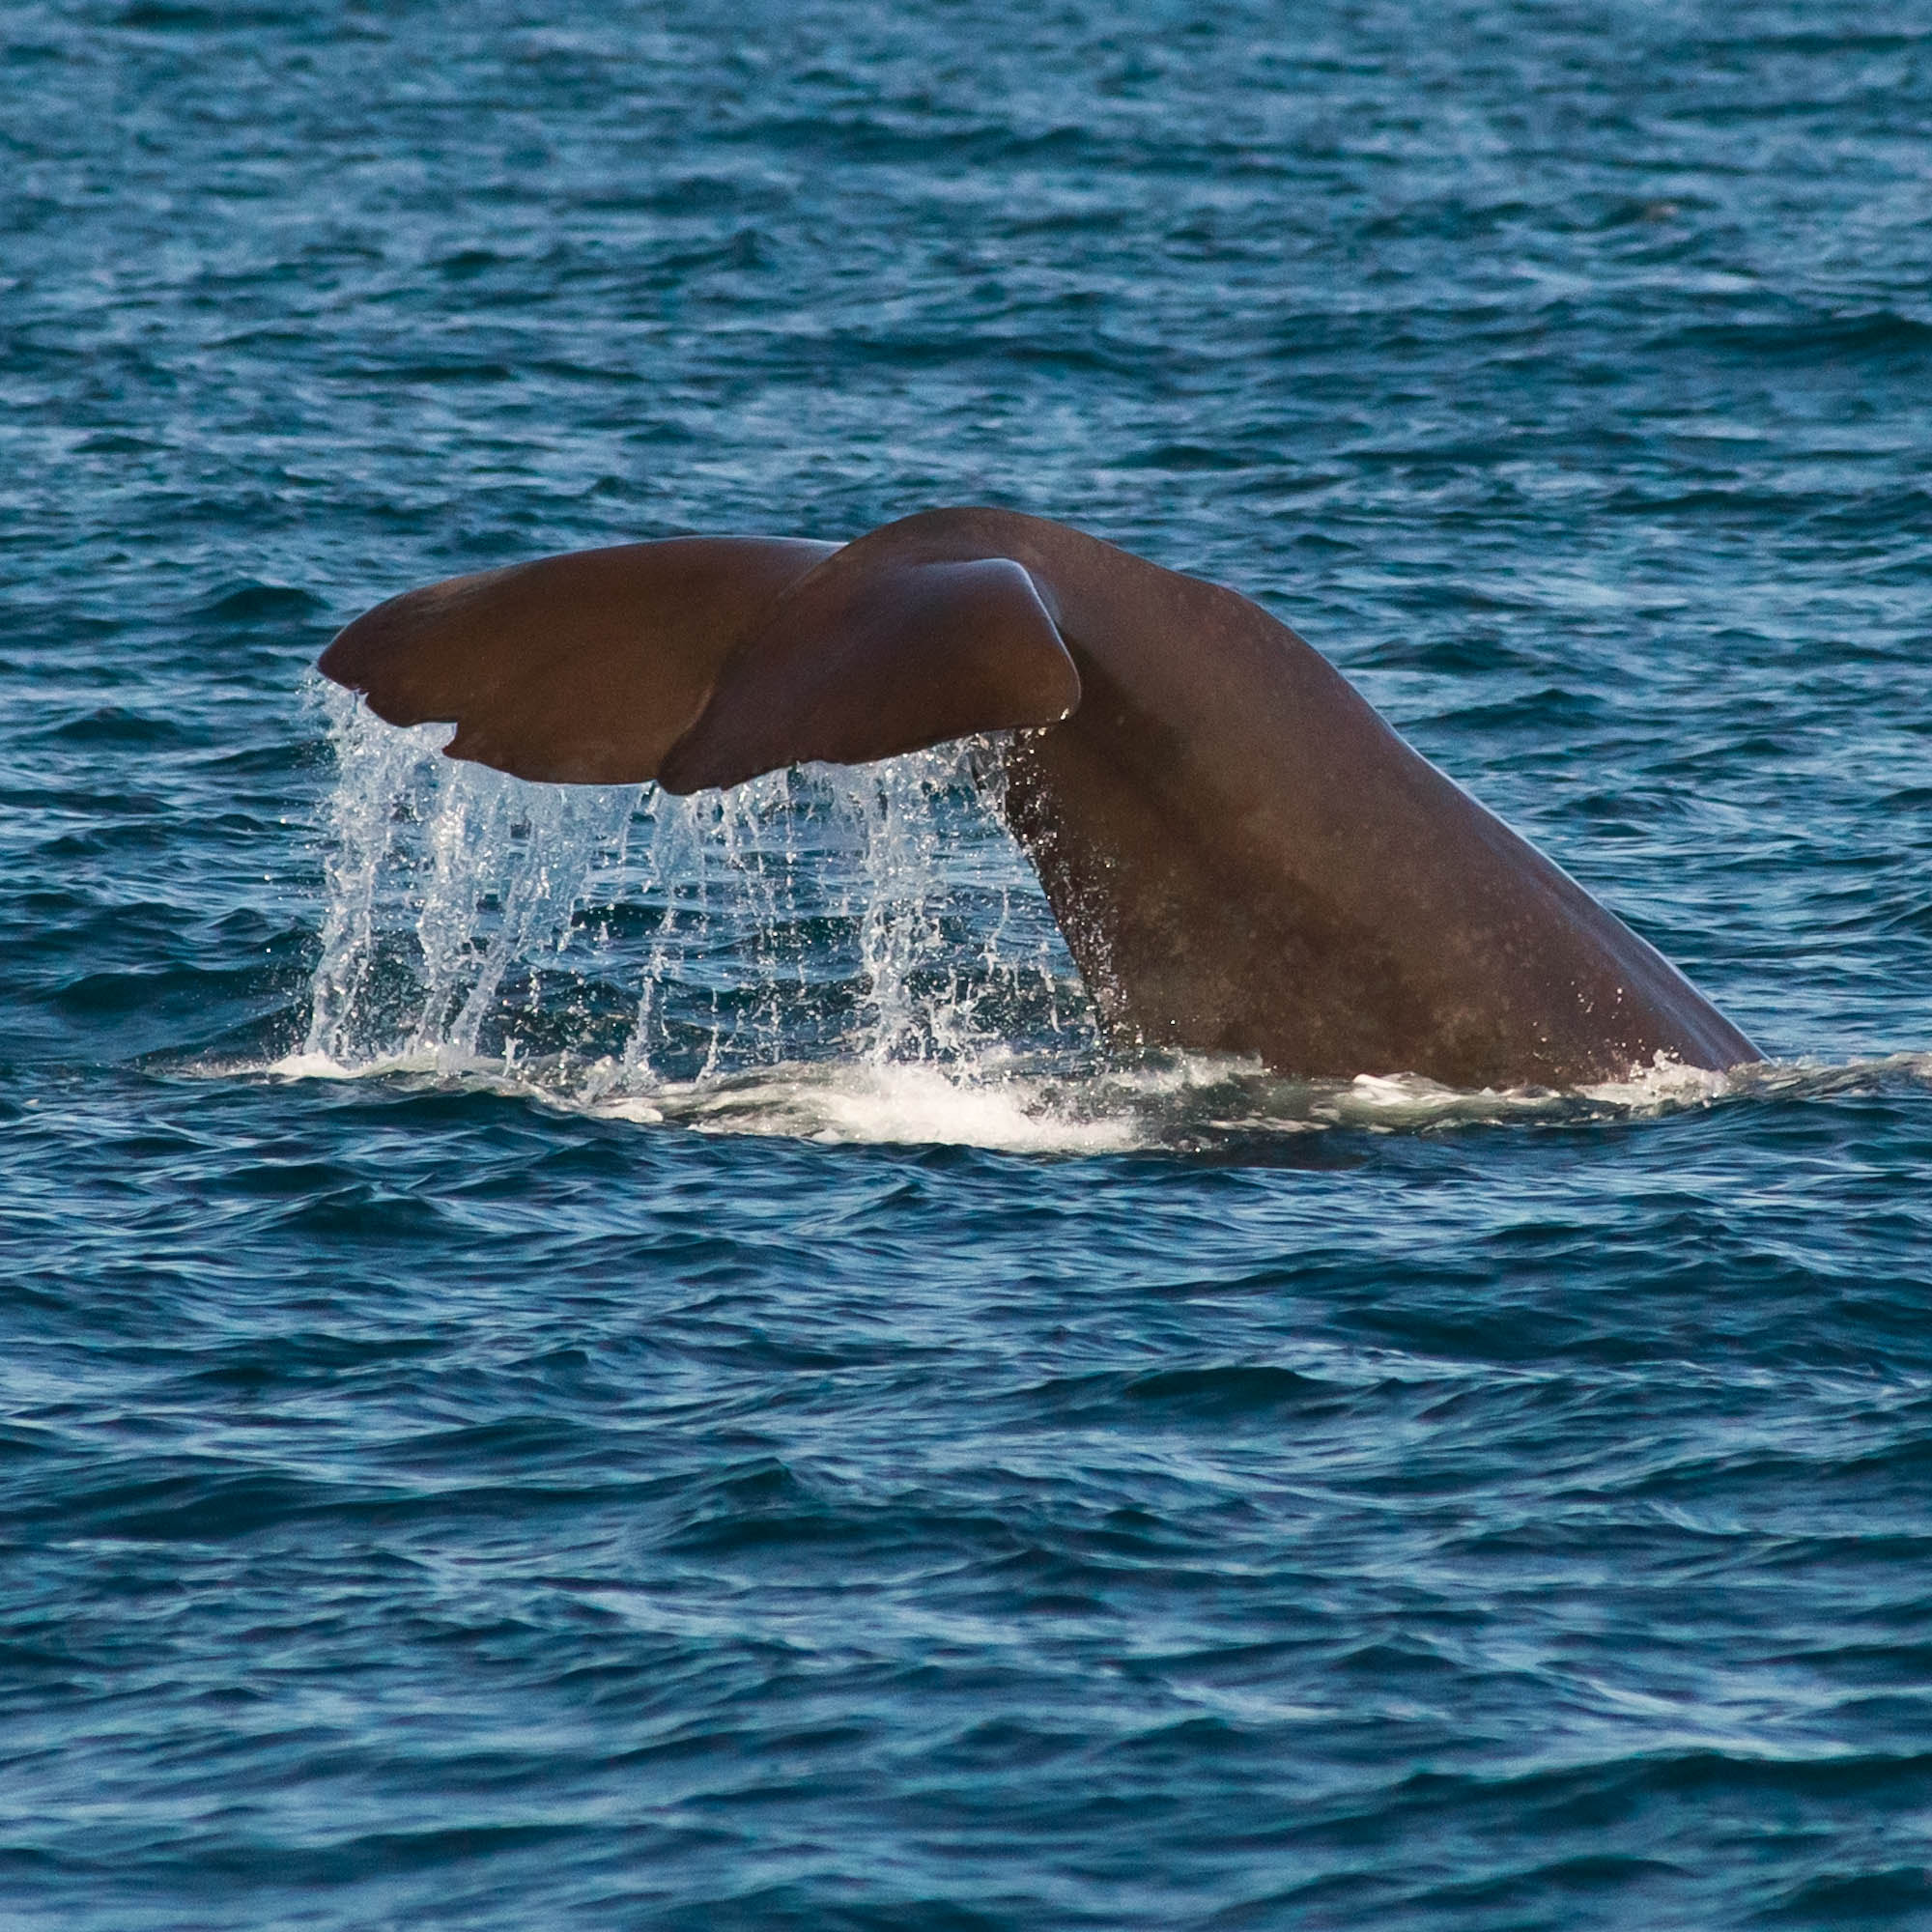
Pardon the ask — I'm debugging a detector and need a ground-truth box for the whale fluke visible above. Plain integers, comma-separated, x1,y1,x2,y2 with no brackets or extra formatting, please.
319,508,1762,1089
319,537,838,784
319,531,1081,794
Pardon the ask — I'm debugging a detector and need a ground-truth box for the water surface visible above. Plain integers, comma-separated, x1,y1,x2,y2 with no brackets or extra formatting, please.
5,1,1932,1925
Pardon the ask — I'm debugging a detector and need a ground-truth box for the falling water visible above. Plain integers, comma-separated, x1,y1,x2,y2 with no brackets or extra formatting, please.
297,686,1091,1108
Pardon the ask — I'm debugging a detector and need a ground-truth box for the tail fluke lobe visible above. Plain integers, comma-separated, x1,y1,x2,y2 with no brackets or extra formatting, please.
318,537,838,784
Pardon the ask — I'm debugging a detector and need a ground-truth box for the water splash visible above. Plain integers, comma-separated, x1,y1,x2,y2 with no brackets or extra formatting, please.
294,685,1088,1100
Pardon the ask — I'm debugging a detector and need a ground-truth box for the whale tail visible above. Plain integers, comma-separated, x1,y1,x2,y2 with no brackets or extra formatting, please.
319,529,1081,791
318,509,1764,1085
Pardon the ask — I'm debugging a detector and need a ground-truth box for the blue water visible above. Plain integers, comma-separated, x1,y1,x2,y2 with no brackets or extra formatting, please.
7,1,1932,1924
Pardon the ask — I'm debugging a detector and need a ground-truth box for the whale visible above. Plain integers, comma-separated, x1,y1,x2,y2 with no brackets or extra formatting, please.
318,507,1761,1089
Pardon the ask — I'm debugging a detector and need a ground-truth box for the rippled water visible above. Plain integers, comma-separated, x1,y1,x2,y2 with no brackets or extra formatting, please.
7,2,1932,1925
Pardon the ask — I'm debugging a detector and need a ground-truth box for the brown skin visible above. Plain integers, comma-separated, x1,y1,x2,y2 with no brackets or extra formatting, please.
318,536,840,782
320,507,1761,1089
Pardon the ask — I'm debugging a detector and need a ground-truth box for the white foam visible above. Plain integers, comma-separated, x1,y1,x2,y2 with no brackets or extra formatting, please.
253,1039,1179,1151
242,1033,1854,1151
1303,1053,1738,1131
655,1060,1145,1152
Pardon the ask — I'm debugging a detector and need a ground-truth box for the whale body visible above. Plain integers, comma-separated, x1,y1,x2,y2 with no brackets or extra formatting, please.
318,508,1760,1088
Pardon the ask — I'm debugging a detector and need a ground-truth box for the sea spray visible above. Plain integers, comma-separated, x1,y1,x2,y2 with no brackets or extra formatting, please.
303,686,643,1073
302,689,1086,1094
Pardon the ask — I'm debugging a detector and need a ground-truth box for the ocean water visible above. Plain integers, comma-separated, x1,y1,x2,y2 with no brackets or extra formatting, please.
6,0,1932,1924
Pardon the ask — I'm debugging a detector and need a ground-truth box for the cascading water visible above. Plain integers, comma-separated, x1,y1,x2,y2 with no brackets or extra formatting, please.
297,685,1094,1119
